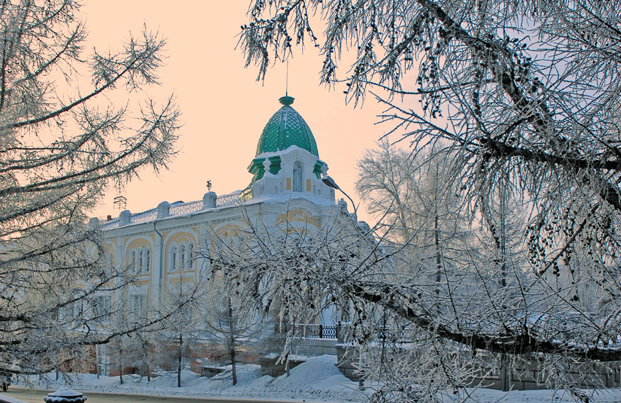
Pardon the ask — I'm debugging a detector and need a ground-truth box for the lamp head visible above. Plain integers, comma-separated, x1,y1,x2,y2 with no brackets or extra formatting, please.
322,175,340,190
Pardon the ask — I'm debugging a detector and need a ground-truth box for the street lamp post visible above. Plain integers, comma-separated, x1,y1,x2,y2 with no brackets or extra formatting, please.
322,175,358,221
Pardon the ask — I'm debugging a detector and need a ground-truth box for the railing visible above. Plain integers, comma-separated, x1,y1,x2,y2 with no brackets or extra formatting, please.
99,219,120,230
216,191,242,208
96,189,247,228
169,200,203,216
130,209,157,224
101,220,120,229
332,323,412,343
295,324,337,339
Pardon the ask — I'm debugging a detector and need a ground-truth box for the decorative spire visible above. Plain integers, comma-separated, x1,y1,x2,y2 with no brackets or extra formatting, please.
279,95,294,106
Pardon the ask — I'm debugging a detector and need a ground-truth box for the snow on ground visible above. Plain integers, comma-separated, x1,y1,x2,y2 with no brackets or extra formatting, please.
17,355,364,402
13,355,621,402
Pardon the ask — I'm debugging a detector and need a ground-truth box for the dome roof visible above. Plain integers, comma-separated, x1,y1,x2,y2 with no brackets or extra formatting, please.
255,96,319,158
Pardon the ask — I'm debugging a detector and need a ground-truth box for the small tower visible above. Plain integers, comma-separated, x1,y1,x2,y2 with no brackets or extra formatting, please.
246,96,335,201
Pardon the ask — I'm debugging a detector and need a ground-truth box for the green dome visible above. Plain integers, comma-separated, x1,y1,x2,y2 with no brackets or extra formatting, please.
255,96,319,158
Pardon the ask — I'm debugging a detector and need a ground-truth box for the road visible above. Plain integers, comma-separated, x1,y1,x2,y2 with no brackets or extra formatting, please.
1,388,295,403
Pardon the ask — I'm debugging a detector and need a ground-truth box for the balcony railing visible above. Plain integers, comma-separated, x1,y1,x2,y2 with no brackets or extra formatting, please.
95,190,246,229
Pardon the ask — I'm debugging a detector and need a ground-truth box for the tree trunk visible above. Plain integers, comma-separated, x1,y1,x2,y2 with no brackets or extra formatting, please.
434,213,443,313
285,352,290,377
228,297,237,386
500,353,509,392
119,346,123,385
178,333,182,387
434,213,442,290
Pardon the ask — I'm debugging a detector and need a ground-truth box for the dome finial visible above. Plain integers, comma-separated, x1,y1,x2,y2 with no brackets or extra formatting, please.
279,95,294,106
286,60,289,96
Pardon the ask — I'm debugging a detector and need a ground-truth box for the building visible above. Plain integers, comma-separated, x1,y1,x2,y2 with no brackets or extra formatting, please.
93,95,354,375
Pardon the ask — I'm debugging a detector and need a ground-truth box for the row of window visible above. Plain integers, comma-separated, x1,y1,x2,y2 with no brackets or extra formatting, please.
128,248,150,273
58,295,111,324
62,294,146,323
126,242,196,273
170,242,195,271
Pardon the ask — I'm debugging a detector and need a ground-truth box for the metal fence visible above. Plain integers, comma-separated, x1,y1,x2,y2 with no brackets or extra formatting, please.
294,324,337,339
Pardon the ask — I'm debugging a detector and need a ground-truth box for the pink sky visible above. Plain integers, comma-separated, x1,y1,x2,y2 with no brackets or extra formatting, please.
84,1,392,224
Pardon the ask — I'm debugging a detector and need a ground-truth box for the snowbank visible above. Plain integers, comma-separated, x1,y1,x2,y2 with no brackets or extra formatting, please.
16,355,364,402
13,355,621,402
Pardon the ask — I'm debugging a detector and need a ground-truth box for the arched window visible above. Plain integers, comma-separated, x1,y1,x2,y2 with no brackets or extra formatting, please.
138,250,144,273
169,240,195,272
128,247,150,274
144,249,150,272
129,250,136,273
187,243,195,270
171,246,177,271
180,245,186,270
292,162,303,192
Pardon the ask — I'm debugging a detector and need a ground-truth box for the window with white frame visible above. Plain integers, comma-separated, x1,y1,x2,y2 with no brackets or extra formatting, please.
130,294,147,319
142,249,150,272
93,295,112,323
69,301,82,322
171,245,177,271
180,244,186,270
128,246,151,274
129,250,136,273
292,161,303,192
187,243,195,270
64,292,83,325
169,240,196,271
97,345,111,376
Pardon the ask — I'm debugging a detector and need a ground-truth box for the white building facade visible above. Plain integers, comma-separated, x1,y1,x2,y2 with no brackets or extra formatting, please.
94,96,351,343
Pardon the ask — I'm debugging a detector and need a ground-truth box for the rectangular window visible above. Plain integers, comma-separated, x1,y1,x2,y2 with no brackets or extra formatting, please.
97,345,111,376
72,300,83,320
94,296,112,323
131,295,147,319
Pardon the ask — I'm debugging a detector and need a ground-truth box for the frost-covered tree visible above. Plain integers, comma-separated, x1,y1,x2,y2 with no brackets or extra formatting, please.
200,271,266,386
159,273,207,387
202,210,385,363
356,142,469,292
0,0,180,375
238,0,621,398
